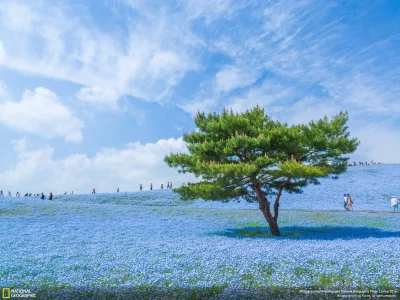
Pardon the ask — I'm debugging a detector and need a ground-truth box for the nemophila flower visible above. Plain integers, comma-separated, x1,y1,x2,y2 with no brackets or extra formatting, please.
0,190,399,297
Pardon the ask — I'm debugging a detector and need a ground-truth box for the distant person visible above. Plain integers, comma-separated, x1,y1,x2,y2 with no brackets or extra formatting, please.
346,194,353,211
140,184,142,191
0,190,3,196
391,196,398,212
343,194,348,211
161,184,163,190
167,182,170,189
92,188,96,194
40,193,45,200
24,193,28,197
29,193,32,196
64,191,67,195
8,191,11,197
49,193,53,201
150,183,153,191
16,192,20,197
71,191,73,195
170,182,172,189
117,188,119,193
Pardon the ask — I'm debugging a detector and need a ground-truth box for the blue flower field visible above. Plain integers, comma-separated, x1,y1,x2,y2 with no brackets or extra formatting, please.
1,165,399,299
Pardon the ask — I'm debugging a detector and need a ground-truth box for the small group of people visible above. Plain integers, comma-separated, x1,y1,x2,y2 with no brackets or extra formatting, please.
0,190,15,197
342,194,399,212
2,182,174,198
343,193,354,211
139,182,172,191
0,190,53,200
159,182,173,190
39,192,53,200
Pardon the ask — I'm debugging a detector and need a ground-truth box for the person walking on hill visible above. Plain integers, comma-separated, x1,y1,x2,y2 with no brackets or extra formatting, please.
343,194,348,211
150,183,153,191
161,184,163,190
117,188,119,193
140,184,142,191
8,191,11,197
346,194,353,211
92,188,96,194
391,196,398,212
0,190,3,196
49,193,53,201
40,193,45,200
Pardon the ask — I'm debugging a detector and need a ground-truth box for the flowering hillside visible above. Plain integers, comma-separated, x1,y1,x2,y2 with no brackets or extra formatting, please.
0,187,399,299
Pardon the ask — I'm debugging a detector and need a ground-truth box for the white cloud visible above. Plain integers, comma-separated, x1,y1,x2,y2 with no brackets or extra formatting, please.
227,79,295,114
179,98,218,116
0,80,10,103
215,65,259,93
0,87,84,142
148,50,195,85
10,137,29,153
0,137,196,194
0,41,5,64
0,2,38,31
77,86,120,109
184,0,246,24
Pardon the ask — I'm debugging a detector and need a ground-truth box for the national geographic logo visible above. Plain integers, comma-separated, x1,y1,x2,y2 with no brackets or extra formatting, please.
2,288,36,298
1,288,10,299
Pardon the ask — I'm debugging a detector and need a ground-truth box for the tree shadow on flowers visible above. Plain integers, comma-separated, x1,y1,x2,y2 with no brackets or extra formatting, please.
212,226,400,240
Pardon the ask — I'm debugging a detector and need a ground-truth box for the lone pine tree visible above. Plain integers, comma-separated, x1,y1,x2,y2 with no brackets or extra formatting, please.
165,106,359,236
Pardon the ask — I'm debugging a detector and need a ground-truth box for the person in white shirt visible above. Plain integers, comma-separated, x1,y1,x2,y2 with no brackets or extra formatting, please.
391,196,398,212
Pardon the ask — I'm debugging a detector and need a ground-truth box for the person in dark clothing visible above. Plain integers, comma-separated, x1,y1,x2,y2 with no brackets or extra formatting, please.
117,188,119,192
140,184,142,191
0,190,3,196
161,184,163,190
40,193,45,200
150,183,153,191
49,193,53,200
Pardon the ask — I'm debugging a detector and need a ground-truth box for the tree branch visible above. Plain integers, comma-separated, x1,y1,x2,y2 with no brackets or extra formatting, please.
273,177,291,222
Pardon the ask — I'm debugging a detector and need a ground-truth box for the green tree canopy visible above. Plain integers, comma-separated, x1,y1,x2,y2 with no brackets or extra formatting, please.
165,106,359,236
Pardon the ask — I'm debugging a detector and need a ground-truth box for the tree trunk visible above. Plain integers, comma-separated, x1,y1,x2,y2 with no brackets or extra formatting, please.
253,182,281,236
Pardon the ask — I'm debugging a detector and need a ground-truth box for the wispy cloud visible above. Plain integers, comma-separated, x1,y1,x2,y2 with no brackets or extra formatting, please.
0,1,202,107
0,0,399,167
76,86,120,110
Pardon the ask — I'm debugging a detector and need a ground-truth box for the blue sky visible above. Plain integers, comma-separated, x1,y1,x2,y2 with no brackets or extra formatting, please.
0,0,399,194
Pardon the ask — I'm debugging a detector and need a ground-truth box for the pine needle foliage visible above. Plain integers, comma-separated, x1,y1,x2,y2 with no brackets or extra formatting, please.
165,106,359,236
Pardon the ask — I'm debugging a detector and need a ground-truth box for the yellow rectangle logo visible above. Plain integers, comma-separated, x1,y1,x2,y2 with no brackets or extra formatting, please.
2,288,10,299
